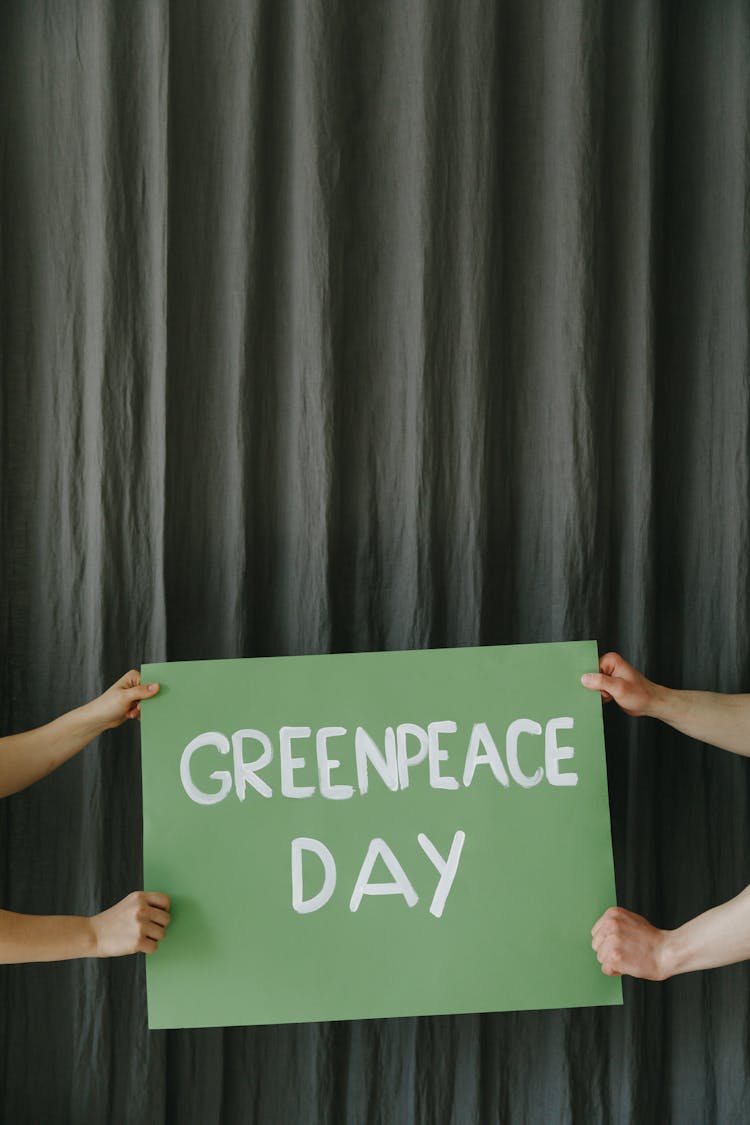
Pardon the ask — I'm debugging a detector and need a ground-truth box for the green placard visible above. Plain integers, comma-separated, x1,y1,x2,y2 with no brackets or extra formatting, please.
140,641,621,1029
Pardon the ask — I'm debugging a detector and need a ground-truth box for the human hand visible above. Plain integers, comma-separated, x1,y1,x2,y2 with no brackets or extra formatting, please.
87,669,160,730
580,652,658,717
592,905,671,980
90,891,171,957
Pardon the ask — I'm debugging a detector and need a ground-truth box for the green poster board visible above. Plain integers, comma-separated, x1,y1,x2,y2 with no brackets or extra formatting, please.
141,641,621,1029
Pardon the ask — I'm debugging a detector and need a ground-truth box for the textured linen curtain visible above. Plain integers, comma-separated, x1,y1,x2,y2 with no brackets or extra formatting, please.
2,1,750,1121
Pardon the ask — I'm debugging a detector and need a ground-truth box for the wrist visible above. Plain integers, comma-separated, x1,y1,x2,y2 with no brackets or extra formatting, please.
644,681,672,722
76,700,111,739
88,913,104,957
64,914,99,959
657,926,687,979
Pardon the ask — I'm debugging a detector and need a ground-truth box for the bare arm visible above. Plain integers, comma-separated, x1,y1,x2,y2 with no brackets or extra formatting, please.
0,670,169,963
592,886,750,980
648,688,750,757
584,650,750,978
0,670,159,797
581,651,750,757
0,891,171,964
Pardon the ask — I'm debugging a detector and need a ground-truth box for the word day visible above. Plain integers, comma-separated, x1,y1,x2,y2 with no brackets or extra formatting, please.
292,831,466,919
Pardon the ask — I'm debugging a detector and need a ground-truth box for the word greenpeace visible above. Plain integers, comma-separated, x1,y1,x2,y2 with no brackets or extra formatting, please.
179,716,578,805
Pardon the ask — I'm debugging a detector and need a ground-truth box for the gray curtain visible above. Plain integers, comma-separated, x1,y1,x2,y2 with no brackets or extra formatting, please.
2,1,750,1121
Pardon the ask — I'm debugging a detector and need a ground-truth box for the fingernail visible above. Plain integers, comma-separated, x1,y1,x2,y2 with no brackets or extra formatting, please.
148,683,158,692
581,674,593,685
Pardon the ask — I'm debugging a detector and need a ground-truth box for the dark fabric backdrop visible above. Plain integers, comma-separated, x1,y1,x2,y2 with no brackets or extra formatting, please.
2,1,750,1121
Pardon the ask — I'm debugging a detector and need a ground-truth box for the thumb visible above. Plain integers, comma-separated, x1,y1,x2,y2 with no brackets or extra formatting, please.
125,682,160,701
581,672,614,693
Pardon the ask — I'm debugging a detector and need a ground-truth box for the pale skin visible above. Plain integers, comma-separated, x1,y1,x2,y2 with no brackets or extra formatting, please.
582,651,750,981
0,670,170,964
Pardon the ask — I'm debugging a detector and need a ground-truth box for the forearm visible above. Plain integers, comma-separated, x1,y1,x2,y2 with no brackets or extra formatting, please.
0,704,106,797
0,891,171,963
648,685,750,757
662,884,750,976
0,908,96,964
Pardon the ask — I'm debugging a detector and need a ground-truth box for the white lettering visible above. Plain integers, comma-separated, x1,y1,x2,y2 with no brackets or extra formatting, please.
396,723,429,789
417,830,466,917
505,718,544,788
427,721,459,790
279,726,315,798
232,729,273,799
180,732,233,805
316,726,354,799
462,722,510,787
545,716,578,786
349,838,419,912
291,838,337,914
354,726,399,794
